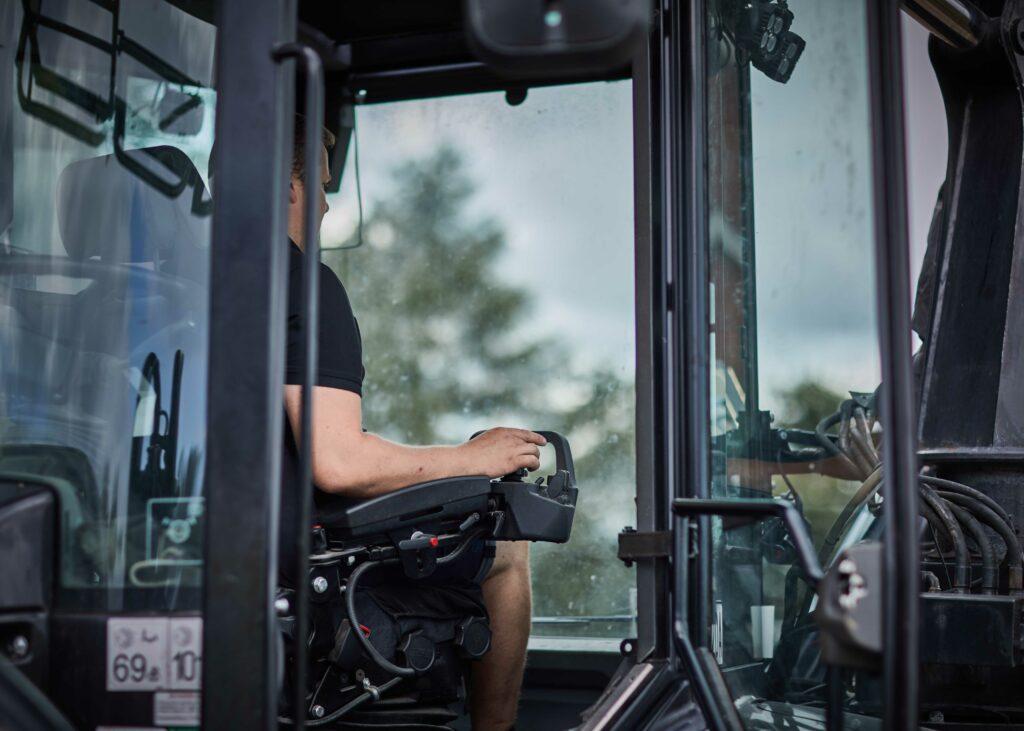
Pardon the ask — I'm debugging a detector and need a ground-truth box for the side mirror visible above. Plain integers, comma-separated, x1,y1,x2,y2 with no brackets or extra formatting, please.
463,0,650,77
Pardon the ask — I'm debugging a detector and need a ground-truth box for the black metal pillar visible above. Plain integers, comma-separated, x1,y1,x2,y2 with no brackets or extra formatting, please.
865,1,921,729
632,8,670,663
679,0,712,652
202,0,296,727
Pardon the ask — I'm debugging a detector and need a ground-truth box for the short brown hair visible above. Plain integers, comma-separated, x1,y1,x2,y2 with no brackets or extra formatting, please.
292,114,336,181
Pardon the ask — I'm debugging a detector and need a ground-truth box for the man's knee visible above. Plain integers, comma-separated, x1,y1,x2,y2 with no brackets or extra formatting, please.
486,540,530,583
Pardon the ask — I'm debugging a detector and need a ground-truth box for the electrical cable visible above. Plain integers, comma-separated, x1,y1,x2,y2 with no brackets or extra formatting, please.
341,528,491,679
308,676,402,727
919,486,970,592
847,410,879,476
845,434,876,481
343,558,417,678
279,677,403,727
817,467,883,566
856,409,880,460
436,526,491,566
852,408,879,463
814,411,860,476
339,528,487,679
920,475,1014,529
919,499,954,589
935,490,1024,593
920,570,941,593
838,412,852,457
815,411,846,458
283,525,498,724
945,502,997,594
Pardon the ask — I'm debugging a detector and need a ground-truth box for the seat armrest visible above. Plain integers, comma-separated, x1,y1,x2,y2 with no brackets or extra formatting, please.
318,476,492,538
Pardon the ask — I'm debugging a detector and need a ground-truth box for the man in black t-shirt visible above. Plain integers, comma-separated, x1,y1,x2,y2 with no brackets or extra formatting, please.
281,119,543,731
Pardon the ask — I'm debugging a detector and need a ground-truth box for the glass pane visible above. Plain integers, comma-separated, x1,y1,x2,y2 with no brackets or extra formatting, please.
705,0,884,724
1,2,214,720
322,82,636,640
2,1,214,722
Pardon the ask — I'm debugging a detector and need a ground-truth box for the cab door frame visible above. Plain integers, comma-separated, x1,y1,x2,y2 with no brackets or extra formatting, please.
864,1,920,728
201,0,296,729
667,0,922,729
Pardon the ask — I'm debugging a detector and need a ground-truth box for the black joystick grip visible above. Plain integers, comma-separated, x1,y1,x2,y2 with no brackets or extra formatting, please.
533,431,576,484
470,429,577,487
480,429,579,543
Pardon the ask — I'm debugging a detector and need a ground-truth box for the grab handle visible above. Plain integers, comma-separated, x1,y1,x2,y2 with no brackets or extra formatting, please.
271,41,324,731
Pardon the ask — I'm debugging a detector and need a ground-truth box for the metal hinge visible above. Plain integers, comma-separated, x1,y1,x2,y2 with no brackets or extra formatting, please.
617,527,672,567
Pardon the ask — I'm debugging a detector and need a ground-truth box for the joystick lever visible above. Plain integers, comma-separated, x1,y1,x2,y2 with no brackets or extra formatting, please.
398,531,440,579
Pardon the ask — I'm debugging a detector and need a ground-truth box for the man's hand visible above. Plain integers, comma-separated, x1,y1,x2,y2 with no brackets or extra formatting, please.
459,428,548,478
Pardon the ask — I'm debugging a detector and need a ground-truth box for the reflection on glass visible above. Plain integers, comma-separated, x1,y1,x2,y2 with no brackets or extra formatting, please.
1,0,215,609
323,82,637,638
706,0,884,724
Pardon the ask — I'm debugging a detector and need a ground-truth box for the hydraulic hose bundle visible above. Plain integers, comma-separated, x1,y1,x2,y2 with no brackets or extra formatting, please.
816,400,1023,596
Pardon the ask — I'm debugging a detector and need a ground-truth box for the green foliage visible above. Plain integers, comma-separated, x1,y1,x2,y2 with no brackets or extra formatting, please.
777,379,845,431
323,147,636,629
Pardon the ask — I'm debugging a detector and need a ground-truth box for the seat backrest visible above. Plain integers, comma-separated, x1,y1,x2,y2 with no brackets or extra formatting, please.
1,146,212,559
56,145,210,277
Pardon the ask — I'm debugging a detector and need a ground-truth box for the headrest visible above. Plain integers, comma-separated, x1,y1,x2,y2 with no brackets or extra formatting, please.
56,146,210,263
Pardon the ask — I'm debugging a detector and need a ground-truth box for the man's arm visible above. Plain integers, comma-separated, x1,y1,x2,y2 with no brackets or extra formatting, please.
284,385,546,500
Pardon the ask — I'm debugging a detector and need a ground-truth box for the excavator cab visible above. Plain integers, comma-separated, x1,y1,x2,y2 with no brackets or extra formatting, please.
5,0,1024,730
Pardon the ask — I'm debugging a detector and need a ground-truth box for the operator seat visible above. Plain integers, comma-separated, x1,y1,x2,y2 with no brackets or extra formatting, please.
55,145,209,397
0,146,211,581
3,146,209,441
56,145,210,282
282,477,496,729
282,436,579,728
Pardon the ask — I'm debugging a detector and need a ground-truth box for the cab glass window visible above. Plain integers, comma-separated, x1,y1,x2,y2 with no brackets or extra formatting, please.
0,0,215,609
705,0,885,721
323,81,637,640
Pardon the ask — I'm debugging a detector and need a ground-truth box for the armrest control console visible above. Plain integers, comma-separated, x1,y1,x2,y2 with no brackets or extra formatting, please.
319,430,578,544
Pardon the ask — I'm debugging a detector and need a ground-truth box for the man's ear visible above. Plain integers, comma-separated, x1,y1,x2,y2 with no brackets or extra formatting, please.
288,180,298,205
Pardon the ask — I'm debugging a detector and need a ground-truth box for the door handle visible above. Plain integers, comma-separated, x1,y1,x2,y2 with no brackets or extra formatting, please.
672,497,824,587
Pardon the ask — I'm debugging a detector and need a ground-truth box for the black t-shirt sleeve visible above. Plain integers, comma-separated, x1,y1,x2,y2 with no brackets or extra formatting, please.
285,258,364,394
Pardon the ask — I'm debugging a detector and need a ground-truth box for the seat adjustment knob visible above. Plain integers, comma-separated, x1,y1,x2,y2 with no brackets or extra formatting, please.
454,616,492,659
398,632,436,673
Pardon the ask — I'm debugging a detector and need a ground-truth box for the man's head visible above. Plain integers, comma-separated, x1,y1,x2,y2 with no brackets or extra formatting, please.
288,115,336,250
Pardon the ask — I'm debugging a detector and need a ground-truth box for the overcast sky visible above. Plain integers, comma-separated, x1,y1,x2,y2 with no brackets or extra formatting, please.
322,6,947,417
746,5,944,409
323,80,636,381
